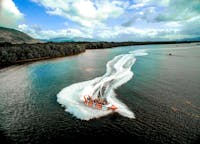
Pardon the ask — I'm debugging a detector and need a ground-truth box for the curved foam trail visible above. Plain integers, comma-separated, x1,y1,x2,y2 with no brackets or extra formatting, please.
57,50,148,120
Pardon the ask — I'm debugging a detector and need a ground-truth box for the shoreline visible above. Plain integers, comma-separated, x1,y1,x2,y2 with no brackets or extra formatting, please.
0,41,199,69
0,51,86,70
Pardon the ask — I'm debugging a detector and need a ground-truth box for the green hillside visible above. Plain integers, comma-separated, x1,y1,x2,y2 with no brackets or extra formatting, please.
0,27,39,44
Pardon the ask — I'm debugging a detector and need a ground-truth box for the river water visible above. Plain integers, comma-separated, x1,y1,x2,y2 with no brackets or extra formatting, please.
0,43,200,143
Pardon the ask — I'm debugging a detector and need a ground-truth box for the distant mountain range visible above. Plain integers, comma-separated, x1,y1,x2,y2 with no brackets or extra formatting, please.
41,37,200,43
40,37,98,42
0,27,40,44
0,27,199,44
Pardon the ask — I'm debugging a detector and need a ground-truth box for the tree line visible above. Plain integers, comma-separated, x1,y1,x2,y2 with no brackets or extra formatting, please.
0,41,196,68
0,41,138,67
0,42,86,67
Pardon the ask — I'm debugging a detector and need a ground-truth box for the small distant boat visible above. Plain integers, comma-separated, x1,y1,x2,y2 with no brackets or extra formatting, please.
169,53,172,56
83,95,118,111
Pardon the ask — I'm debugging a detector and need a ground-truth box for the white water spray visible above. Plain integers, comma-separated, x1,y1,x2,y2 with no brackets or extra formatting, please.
57,49,148,120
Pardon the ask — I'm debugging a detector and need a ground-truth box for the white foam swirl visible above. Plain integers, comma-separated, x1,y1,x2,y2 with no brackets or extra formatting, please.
57,49,148,120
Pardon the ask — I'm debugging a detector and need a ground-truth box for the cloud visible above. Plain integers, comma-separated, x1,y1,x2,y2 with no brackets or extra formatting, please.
18,23,177,41
128,0,151,9
120,0,200,41
15,0,200,41
156,0,200,22
0,0,23,28
122,6,157,27
128,0,170,10
18,24,91,39
153,0,200,39
31,0,125,27
93,25,180,41
179,16,200,38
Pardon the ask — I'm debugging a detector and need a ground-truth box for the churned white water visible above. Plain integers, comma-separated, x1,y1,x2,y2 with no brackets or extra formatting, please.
57,49,148,120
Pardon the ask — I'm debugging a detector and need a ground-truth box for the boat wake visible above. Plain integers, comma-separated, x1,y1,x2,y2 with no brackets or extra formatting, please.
57,49,148,120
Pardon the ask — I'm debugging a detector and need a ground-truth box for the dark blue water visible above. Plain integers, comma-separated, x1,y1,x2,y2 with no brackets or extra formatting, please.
0,43,200,144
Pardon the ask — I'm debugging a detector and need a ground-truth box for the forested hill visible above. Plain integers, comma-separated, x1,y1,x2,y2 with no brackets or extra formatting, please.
0,27,39,44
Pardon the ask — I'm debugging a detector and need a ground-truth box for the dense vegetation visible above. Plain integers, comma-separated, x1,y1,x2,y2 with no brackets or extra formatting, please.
0,41,140,67
1,26,199,68
0,42,86,67
0,41,199,68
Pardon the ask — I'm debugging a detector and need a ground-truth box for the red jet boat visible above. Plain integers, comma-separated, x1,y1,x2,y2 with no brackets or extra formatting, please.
83,95,118,111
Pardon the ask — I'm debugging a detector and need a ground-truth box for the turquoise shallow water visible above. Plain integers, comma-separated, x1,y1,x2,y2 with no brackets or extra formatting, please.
0,43,200,143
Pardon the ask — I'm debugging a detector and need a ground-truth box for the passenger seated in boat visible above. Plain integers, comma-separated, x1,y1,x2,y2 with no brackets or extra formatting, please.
99,98,104,104
87,96,92,101
103,100,108,105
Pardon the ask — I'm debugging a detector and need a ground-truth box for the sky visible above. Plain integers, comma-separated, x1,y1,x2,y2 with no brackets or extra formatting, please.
0,0,200,41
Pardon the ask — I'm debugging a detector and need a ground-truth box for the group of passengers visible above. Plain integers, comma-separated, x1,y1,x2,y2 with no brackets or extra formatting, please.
87,96,108,105
94,98,108,105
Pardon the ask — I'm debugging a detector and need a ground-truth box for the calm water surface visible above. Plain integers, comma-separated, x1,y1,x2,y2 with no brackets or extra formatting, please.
0,43,200,143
